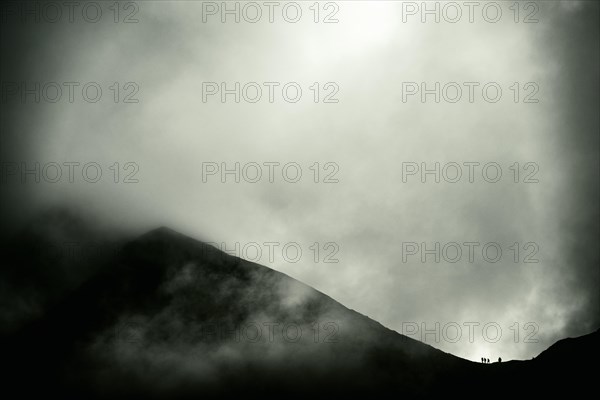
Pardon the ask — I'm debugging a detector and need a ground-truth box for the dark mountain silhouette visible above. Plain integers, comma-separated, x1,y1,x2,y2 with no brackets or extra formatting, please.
2,225,598,398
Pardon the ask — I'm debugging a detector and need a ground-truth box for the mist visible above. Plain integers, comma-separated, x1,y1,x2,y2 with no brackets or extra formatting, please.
1,0,598,362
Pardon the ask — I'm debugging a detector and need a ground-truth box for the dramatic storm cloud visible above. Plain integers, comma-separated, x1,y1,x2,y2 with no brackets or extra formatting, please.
1,1,598,361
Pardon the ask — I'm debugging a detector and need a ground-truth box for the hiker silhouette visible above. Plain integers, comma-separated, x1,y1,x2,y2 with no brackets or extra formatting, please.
498,357,502,363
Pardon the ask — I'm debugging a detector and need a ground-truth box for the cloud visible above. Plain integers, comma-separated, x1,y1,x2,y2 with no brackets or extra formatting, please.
1,1,598,362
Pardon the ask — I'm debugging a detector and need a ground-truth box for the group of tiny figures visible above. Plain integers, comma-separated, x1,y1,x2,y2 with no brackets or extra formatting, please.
481,357,502,363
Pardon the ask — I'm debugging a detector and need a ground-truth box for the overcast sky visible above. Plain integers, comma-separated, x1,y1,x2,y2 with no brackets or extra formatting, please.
1,0,598,361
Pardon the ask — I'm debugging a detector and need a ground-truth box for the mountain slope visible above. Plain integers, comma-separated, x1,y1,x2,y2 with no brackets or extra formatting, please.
3,226,598,397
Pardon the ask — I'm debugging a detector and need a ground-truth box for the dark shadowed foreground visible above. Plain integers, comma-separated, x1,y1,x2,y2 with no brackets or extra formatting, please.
2,221,598,398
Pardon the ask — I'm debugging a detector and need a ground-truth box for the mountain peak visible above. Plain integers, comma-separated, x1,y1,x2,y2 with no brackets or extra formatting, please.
142,226,184,239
